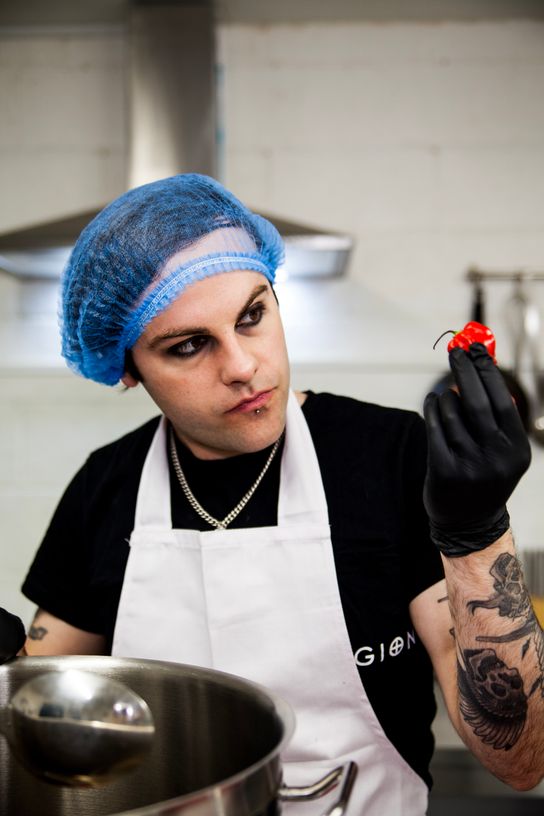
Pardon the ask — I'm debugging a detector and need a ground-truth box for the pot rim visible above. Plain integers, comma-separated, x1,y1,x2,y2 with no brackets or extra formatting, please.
2,654,297,816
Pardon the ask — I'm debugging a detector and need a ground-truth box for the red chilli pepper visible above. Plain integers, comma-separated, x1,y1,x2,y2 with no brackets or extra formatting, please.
434,321,497,363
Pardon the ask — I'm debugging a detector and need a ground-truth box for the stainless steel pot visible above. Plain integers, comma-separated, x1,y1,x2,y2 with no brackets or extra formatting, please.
0,656,355,816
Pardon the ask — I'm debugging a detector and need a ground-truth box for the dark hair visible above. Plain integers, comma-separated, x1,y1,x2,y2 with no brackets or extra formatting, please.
124,349,143,383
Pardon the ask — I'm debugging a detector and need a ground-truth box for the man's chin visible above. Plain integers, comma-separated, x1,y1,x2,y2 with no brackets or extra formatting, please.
230,416,286,456
181,422,284,460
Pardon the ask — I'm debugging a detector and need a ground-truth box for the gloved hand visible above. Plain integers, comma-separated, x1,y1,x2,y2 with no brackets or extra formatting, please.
0,607,26,664
423,343,531,557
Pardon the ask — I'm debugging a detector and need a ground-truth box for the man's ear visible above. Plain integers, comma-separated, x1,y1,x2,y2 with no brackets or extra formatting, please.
121,372,139,388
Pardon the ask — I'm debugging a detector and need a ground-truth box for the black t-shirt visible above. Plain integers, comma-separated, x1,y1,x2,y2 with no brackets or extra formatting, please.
22,391,444,788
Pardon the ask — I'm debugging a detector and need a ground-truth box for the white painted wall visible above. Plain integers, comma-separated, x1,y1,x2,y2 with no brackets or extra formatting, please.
1,18,543,633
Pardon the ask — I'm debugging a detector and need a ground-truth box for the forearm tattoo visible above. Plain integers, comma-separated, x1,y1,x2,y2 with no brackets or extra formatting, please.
437,595,456,638
455,552,544,750
457,649,527,751
468,553,544,693
28,624,48,641
468,553,535,642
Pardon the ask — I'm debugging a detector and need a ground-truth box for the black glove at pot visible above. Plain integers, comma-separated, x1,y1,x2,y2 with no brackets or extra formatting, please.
423,343,531,557
0,607,26,664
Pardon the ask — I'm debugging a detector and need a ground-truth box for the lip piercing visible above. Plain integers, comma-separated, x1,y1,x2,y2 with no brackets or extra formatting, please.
255,408,261,414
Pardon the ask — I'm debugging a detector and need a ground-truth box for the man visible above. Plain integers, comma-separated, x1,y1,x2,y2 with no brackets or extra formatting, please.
15,174,542,813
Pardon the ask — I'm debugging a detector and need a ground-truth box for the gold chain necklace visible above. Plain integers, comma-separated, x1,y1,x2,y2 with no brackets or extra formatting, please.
168,425,283,530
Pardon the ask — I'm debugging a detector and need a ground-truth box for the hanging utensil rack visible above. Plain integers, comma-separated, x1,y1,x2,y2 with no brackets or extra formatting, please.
467,266,544,283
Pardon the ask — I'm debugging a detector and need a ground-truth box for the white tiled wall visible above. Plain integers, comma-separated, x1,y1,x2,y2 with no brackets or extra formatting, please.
1,17,544,629
219,20,544,326
0,27,127,232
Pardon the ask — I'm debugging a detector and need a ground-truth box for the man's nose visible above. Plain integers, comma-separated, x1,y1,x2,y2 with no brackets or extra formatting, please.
220,336,257,384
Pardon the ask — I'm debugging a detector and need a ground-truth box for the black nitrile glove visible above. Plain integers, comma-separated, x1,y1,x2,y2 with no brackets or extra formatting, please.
423,343,531,557
0,607,26,664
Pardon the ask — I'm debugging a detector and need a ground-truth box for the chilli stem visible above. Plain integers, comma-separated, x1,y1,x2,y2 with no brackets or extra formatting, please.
433,329,456,350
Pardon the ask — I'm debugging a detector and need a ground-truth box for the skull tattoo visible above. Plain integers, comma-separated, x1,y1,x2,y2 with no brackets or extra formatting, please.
458,648,527,751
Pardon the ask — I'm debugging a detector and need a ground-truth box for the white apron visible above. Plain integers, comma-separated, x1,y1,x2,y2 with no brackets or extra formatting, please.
112,391,429,815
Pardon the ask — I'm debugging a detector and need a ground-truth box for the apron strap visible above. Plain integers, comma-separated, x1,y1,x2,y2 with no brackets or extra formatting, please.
278,391,329,526
133,416,171,529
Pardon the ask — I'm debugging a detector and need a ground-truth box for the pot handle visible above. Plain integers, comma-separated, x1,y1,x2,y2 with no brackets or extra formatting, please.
278,760,357,816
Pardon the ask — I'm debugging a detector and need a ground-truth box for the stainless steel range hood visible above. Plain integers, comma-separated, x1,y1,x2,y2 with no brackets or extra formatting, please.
0,1,351,284
0,207,352,283
127,1,217,188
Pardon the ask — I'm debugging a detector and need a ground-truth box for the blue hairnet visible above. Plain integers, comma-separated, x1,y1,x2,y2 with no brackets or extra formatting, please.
60,174,284,385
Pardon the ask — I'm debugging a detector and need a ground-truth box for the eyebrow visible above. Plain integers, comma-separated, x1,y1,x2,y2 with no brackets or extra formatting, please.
236,283,268,323
145,283,270,349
